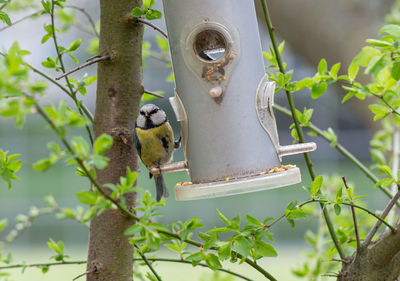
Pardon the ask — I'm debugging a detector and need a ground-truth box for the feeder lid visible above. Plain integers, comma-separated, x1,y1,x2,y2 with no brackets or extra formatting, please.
174,166,301,201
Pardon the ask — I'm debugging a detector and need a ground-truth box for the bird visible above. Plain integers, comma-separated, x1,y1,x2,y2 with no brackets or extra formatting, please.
134,104,175,201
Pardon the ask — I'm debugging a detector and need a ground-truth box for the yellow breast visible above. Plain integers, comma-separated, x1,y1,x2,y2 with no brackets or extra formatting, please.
136,122,174,169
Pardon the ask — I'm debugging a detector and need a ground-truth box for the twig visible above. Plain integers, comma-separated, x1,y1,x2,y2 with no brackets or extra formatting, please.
134,245,162,281
342,176,361,252
273,103,400,208
65,5,99,38
0,260,87,270
144,90,164,99
55,55,110,80
136,18,168,38
72,268,96,281
0,9,44,32
50,0,94,145
389,130,400,224
259,0,345,259
299,199,396,232
363,186,400,246
135,258,256,281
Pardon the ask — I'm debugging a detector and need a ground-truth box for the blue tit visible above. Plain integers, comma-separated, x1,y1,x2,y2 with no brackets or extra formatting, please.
134,104,174,201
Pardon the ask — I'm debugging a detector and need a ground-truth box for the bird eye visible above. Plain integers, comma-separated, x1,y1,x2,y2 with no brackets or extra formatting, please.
139,111,145,115
149,108,159,115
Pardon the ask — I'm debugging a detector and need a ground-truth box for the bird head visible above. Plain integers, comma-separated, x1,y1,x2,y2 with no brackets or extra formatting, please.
136,104,167,129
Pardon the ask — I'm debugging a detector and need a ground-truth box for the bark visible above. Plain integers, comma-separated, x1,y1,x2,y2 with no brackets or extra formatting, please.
86,1,143,280
338,224,400,281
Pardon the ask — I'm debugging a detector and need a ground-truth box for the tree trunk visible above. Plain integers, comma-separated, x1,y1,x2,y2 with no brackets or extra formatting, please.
86,1,143,280
338,224,400,281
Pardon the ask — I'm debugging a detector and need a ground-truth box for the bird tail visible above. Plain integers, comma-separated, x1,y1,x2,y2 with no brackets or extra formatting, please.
154,174,169,201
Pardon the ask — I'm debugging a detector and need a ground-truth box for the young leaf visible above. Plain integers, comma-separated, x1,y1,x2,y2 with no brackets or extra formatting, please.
310,175,323,196
311,81,327,99
0,11,11,26
94,134,113,155
233,236,251,258
254,241,278,257
76,191,97,205
379,24,400,38
348,61,359,81
318,59,328,74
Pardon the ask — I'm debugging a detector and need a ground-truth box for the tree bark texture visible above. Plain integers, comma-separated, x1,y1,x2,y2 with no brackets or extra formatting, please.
338,224,400,281
87,1,143,280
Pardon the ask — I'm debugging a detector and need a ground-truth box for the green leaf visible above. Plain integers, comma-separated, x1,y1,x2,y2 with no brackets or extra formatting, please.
41,0,51,13
311,81,327,99
205,253,222,270
216,209,230,226
131,7,144,18
365,55,391,77
391,62,400,80
33,158,52,171
371,149,386,165
354,46,381,67
375,178,394,188
217,242,232,261
334,204,341,215
379,24,400,38
94,134,113,155
76,191,97,205
0,219,8,232
348,61,359,81
246,214,262,226
318,59,328,74
369,104,391,121
0,11,11,26
233,236,251,258
254,241,277,257
310,175,323,196
330,62,341,79
145,9,162,20
125,224,144,236
366,39,392,48
67,38,82,52
278,41,285,55
186,252,203,263
41,57,56,68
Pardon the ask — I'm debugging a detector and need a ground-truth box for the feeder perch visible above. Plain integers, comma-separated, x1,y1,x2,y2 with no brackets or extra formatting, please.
158,0,316,201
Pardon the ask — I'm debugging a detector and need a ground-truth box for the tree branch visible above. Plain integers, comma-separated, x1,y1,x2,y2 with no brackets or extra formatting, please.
134,245,162,281
136,18,167,38
0,9,44,32
259,0,345,259
64,5,99,38
363,186,400,247
343,176,361,252
144,89,164,99
273,103,400,208
55,55,110,80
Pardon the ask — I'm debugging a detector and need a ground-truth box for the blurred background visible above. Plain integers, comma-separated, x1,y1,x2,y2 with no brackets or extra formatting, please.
0,0,396,280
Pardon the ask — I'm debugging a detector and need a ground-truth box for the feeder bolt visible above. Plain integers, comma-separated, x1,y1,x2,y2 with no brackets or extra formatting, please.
209,86,223,98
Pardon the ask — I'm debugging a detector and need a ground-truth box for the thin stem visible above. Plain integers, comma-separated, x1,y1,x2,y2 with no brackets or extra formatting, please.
299,199,396,232
148,51,170,64
363,187,400,246
136,18,167,38
144,89,164,99
72,268,96,281
259,0,345,259
0,261,87,270
0,9,44,32
266,214,285,229
134,245,162,281
55,55,110,80
372,93,400,118
342,176,361,252
135,258,255,281
273,103,400,208
64,5,99,38
50,0,94,145
389,130,400,224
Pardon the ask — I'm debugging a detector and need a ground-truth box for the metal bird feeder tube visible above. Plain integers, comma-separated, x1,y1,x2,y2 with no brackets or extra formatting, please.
160,0,316,201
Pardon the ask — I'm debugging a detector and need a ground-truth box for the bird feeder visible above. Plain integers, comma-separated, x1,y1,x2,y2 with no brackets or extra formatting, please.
155,0,316,201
